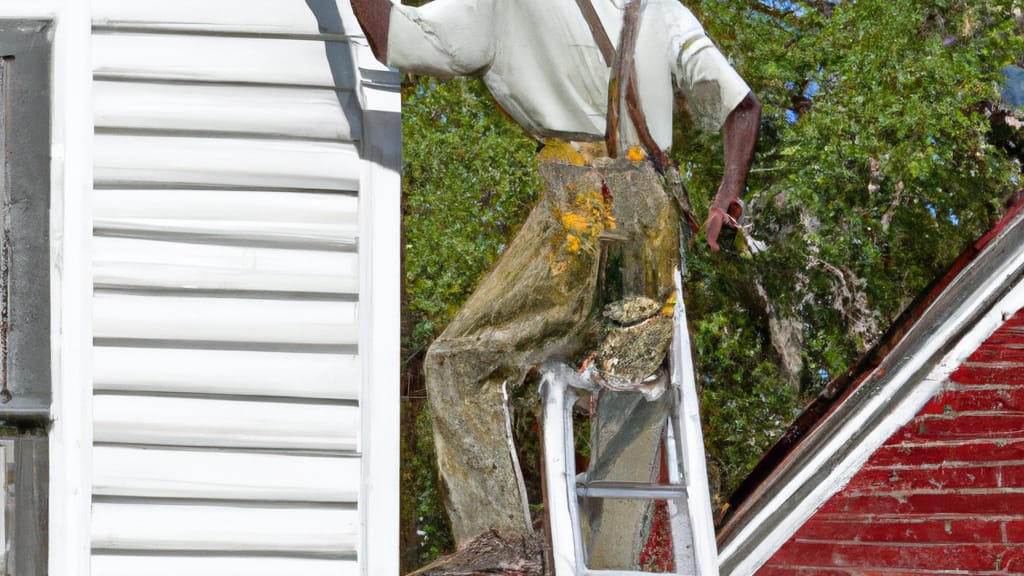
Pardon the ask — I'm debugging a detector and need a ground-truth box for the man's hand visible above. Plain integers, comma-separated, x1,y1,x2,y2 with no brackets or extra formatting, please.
704,201,742,252
351,0,392,63
705,91,761,252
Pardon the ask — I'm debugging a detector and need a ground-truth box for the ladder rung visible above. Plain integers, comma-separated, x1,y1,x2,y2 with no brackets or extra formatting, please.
585,565,679,569
576,480,687,500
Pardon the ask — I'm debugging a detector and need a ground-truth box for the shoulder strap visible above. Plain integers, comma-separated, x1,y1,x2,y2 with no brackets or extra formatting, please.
617,1,671,166
574,0,670,165
607,0,640,158
573,0,615,66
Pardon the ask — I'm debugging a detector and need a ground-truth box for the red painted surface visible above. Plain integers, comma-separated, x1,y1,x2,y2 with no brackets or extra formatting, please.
1008,520,1024,542
639,449,674,573
870,438,1024,467
919,387,1024,414
796,518,1005,544
757,568,851,576
638,500,674,572
758,309,1024,575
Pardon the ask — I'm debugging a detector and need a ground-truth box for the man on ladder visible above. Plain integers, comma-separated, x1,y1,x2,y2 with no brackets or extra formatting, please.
351,0,761,571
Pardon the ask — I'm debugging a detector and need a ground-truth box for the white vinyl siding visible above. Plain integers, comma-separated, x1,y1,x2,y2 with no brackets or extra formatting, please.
92,34,356,88
92,347,361,398
87,2,390,574
92,0,354,36
93,136,360,190
93,82,360,141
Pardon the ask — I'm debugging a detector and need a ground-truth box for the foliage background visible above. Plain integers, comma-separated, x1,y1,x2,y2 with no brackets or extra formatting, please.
397,0,1023,571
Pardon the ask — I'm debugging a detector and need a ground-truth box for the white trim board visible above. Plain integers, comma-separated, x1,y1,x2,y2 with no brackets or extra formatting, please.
348,1,402,570
49,2,96,575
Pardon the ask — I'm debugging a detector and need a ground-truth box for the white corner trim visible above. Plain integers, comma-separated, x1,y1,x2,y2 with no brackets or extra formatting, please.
352,6,402,569
48,1,95,575
357,123,401,576
720,248,1024,576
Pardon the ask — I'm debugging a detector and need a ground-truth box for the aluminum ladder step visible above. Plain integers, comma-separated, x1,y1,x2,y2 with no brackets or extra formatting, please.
576,480,688,500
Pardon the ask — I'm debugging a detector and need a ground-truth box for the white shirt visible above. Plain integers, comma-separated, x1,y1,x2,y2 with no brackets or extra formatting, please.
387,0,751,150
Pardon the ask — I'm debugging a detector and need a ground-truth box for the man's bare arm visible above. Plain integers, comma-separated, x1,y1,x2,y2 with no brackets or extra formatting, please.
705,91,762,252
351,0,392,63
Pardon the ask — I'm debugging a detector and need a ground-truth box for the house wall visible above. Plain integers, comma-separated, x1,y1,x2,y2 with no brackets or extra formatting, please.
72,2,399,575
758,309,1024,575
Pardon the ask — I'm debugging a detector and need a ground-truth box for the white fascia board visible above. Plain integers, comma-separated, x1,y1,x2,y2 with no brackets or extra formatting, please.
719,220,1024,576
48,1,95,576
351,3,402,572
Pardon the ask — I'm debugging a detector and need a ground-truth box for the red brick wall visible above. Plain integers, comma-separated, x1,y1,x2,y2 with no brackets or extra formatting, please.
758,310,1024,575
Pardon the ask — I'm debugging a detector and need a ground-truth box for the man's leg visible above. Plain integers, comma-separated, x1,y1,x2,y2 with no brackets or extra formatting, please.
424,342,532,543
423,160,612,544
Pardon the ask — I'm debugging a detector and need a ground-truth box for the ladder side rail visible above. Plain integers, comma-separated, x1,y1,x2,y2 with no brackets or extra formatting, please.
671,268,721,576
664,411,697,574
589,565,692,569
565,384,587,574
541,372,586,575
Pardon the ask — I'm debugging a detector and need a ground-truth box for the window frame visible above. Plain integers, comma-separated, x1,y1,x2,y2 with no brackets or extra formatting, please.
0,20,52,423
0,19,52,576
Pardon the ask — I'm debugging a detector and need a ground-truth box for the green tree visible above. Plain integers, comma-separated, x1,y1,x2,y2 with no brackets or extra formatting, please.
677,0,1022,496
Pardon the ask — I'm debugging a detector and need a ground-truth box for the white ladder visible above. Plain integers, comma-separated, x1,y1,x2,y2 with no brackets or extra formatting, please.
541,268,719,576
